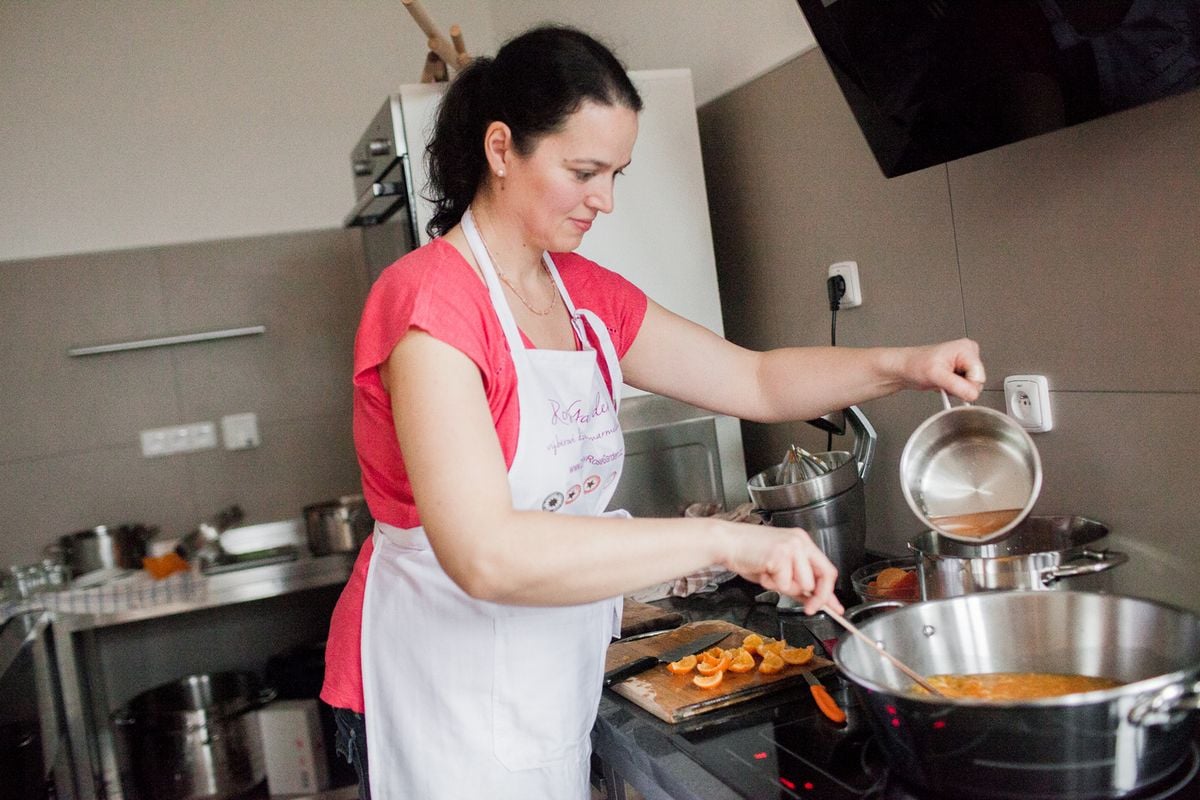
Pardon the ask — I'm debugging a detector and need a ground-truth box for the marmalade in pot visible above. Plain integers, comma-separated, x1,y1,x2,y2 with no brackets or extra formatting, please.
912,672,1124,701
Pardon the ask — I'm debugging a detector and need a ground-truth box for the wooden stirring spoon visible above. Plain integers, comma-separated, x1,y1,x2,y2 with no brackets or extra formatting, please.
822,605,947,698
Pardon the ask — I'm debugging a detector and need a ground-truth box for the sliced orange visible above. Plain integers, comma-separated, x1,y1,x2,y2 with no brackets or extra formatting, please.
781,645,815,666
697,654,732,676
742,633,765,652
875,567,909,590
756,639,786,658
666,654,697,675
727,648,756,673
693,670,725,689
759,652,785,675
704,646,725,660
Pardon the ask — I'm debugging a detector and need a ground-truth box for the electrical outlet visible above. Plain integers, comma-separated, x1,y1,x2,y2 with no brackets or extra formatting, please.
1004,375,1053,433
139,422,218,457
221,412,260,450
828,261,862,308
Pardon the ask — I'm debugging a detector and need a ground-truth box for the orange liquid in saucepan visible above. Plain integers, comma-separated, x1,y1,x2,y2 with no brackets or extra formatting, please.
928,508,1024,538
913,672,1124,701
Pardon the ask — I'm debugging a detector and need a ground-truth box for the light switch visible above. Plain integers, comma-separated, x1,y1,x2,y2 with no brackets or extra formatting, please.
1004,375,1053,433
221,413,261,450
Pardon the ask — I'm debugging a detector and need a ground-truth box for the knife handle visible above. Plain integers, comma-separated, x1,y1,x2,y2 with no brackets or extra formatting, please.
603,655,659,687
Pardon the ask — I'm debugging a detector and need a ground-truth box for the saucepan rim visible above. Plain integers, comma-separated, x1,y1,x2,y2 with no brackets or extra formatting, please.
833,590,1200,708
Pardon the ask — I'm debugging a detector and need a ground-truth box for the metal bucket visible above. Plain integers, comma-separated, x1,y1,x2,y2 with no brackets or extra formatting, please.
113,672,274,800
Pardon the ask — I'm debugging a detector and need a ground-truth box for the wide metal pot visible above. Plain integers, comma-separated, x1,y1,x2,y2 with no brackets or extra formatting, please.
909,514,1128,598
55,523,157,577
303,494,373,556
113,671,274,800
834,591,1200,799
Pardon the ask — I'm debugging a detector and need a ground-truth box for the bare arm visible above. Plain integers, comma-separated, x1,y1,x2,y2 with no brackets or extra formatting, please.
620,300,986,422
383,329,842,614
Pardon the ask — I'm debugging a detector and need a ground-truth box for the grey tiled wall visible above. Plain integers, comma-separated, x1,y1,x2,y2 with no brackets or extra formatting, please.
698,50,1200,612
0,228,369,567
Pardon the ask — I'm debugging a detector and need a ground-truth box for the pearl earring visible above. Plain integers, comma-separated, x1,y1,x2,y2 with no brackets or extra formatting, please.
497,169,506,178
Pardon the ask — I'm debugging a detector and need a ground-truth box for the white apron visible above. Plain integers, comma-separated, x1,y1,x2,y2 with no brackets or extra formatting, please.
361,208,627,799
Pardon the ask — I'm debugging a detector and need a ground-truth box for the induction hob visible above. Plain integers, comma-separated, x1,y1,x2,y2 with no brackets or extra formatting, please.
665,619,1200,800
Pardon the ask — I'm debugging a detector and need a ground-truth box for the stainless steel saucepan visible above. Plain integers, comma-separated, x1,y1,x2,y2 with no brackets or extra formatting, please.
909,514,1128,598
900,391,1041,543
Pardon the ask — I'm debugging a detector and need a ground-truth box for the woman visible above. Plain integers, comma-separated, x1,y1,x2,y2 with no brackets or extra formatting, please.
322,25,985,800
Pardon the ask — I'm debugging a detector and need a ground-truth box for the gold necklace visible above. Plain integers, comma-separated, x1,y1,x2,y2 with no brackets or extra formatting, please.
477,222,558,317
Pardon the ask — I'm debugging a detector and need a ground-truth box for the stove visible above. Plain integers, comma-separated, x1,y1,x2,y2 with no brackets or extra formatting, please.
665,619,1200,800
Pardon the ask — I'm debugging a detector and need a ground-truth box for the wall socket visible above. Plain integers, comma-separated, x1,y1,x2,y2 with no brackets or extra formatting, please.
1004,375,1053,433
828,261,863,308
221,412,260,450
140,422,218,457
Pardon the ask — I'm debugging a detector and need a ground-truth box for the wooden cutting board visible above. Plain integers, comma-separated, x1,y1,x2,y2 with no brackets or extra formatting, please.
620,596,685,637
604,619,832,723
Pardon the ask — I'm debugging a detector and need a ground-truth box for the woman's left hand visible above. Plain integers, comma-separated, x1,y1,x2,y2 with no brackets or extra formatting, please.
894,338,986,402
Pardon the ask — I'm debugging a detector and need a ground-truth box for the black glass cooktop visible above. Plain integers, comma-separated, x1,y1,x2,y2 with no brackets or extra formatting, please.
666,619,1200,800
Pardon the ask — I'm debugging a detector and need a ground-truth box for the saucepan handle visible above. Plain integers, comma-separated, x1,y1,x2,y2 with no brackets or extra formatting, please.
1041,548,1129,584
1128,680,1200,727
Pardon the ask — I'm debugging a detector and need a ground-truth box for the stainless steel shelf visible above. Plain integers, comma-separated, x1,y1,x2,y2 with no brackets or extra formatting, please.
52,553,356,800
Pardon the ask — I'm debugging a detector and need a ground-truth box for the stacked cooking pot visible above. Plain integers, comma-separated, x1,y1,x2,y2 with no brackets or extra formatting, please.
746,405,876,604
113,671,275,800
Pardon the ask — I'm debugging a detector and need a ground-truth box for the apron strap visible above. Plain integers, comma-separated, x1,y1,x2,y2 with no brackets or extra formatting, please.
461,208,526,354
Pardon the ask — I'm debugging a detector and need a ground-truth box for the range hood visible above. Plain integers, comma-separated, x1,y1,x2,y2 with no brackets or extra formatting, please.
796,0,1200,177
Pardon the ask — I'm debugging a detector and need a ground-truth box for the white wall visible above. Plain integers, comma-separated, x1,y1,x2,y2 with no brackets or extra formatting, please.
488,1,814,105
0,0,813,262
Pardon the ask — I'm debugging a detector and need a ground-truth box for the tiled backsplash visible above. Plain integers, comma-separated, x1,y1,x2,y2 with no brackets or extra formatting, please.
698,50,1200,612
0,228,369,567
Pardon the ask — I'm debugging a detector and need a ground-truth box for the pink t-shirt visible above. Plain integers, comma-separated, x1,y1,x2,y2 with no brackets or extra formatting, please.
321,237,648,711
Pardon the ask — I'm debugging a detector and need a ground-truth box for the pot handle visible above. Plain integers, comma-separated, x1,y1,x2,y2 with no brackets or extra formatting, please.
1040,548,1129,585
846,405,877,483
844,599,907,624
1128,680,1200,727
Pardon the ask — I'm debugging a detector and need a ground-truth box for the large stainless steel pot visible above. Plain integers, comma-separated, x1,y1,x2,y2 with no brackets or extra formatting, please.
909,515,1128,598
113,671,274,800
55,523,157,577
834,591,1200,799
303,494,373,556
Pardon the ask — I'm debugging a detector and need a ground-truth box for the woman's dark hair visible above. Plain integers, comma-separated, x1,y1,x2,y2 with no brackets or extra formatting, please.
424,26,643,238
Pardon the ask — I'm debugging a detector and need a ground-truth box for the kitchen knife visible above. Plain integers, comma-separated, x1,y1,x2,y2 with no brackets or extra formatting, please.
603,629,731,687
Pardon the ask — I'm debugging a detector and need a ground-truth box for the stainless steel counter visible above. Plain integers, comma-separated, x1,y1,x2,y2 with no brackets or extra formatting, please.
53,552,355,800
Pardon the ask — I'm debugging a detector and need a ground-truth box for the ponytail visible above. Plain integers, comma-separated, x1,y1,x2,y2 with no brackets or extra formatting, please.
425,57,495,239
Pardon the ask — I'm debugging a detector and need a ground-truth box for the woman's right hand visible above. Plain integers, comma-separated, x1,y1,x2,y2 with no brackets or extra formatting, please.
718,523,842,615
